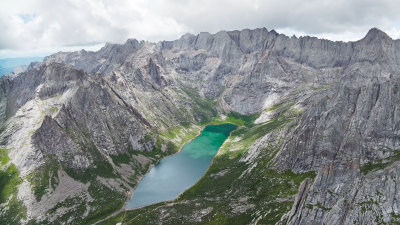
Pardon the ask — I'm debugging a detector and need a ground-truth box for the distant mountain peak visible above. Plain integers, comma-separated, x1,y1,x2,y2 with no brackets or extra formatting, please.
363,27,391,41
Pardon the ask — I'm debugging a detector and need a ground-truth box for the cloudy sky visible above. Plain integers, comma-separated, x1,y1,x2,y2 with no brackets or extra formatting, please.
1,0,400,58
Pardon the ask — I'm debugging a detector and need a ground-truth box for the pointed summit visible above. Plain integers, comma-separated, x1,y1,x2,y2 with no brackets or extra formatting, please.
362,27,391,41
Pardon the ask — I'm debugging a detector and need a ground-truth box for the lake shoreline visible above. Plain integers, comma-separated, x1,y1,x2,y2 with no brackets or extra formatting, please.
124,124,206,210
126,123,237,209
92,123,237,224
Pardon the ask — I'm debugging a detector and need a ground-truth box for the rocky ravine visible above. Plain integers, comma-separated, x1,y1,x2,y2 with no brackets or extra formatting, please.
1,27,400,224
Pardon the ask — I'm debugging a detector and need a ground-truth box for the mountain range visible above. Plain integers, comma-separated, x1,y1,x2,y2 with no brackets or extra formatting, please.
1,27,400,224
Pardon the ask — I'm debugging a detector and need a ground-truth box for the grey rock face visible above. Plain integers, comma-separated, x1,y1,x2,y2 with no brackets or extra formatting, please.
0,58,213,223
275,61,400,224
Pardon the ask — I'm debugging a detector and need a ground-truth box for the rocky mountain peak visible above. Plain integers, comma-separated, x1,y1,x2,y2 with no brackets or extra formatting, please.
362,27,392,42
125,38,143,48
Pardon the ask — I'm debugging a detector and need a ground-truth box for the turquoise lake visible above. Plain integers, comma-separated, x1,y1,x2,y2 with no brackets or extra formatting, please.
127,123,237,209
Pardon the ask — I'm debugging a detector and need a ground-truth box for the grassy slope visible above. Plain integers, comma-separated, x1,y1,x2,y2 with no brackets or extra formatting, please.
0,148,27,225
22,85,215,225
22,88,315,224
98,103,316,225
28,124,204,225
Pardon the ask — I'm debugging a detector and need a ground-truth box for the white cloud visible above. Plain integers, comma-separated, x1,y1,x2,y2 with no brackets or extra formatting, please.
0,0,189,57
0,43,105,58
1,0,400,58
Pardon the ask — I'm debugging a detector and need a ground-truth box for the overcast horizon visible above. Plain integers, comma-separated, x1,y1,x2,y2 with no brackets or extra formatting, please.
1,0,400,58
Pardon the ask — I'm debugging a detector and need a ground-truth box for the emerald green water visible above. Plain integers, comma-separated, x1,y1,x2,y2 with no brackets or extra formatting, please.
127,123,237,209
